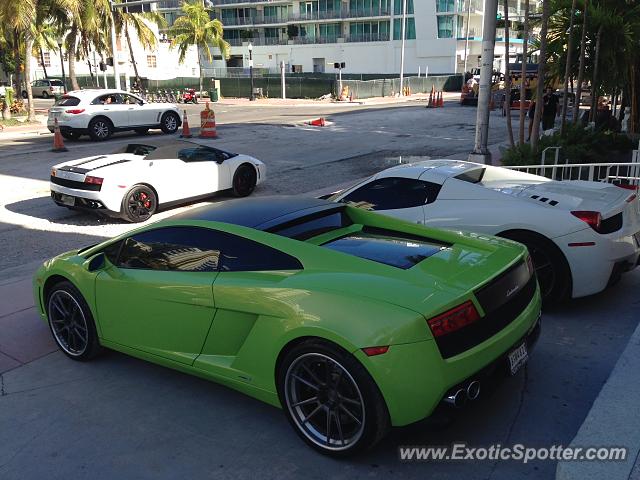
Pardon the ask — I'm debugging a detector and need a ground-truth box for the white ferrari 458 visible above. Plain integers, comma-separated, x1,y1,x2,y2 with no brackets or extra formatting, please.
328,159,640,302
50,140,266,222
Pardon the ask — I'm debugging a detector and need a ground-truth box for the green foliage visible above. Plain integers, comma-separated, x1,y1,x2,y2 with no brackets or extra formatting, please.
501,124,635,166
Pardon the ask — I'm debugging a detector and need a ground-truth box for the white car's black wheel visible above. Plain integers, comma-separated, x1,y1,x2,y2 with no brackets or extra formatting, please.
46,281,102,361
160,112,180,134
121,184,157,223
42,91,49,99
277,340,390,457
500,230,571,304
232,164,257,197
88,117,114,141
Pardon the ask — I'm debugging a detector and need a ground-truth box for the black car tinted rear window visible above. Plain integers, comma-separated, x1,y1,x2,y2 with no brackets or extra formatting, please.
56,96,80,106
267,208,353,240
322,228,449,269
49,80,64,86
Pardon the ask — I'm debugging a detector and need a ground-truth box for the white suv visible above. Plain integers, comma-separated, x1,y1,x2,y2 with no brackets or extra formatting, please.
47,89,182,141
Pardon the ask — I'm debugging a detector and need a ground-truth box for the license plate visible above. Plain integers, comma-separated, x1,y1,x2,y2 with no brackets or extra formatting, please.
50,111,61,119
59,194,75,206
508,342,528,375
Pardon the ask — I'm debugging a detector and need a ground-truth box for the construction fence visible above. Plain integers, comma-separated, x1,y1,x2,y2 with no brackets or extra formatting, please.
66,73,463,100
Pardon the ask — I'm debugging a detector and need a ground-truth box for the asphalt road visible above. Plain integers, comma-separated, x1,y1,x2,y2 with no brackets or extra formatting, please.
1,101,638,479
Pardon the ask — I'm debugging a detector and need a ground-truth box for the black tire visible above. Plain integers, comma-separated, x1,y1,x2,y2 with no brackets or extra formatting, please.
88,117,114,141
42,91,49,99
134,127,150,135
232,164,257,197
277,339,390,457
499,230,572,304
60,130,81,140
160,111,180,134
121,184,157,222
46,280,102,361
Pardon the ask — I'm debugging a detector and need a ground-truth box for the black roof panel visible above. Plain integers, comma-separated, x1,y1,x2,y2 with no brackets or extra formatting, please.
170,196,338,229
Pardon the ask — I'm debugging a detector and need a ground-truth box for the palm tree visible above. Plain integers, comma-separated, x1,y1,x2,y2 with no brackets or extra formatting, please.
518,0,530,145
114,9,167,91
32,21,58,79
572,0,588,124
530,0,551,151
169,0,230,98
560,0,577,132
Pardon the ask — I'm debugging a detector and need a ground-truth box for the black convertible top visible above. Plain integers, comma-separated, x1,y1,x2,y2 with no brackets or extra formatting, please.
170,196,341,230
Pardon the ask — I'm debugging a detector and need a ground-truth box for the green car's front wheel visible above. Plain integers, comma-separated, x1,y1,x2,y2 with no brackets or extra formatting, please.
46,281,102,361
278,340,390,457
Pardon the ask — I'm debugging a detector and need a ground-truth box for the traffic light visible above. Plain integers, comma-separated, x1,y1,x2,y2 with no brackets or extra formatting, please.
106,57,114,67
99,61,107,72
334,62,346,69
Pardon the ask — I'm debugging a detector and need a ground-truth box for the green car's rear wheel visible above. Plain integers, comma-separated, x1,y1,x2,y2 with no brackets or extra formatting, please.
278,340,390,457
47,281,102,361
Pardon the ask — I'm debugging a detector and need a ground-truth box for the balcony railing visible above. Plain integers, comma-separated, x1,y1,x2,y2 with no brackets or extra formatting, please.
219,7,391,26
212,0,289,5
226,32,390,47
156,0,182,8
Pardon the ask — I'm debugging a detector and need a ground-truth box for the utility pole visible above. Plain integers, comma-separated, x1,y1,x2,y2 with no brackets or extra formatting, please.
399,0,407,96
469,0,498,164
248,42,255,101
109,3,121,90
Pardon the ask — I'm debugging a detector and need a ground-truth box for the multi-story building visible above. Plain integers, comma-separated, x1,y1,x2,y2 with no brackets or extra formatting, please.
158,0,529,75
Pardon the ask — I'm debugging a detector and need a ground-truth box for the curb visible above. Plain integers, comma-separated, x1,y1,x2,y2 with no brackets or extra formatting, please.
555,320,640,480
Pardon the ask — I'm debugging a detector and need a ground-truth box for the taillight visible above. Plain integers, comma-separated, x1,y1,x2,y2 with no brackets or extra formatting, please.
50,168,56,177
427,301,480,338
85,176,103,185
626,194,637,203
571,210,602,232
616,184,638,191
65,109,85,114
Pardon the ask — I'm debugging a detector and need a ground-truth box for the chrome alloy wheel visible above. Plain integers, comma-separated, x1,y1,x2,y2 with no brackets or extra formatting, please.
164,114,177,132
92,120,110,139
48,290,89,357
284,353,366,451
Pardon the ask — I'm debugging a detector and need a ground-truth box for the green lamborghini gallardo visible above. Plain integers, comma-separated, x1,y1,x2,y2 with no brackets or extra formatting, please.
33,197,541,456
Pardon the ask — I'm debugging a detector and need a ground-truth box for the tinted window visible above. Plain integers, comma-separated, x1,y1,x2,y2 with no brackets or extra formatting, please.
117,227,221,272
114,227,301,273
56,96,80,106
268,209,353,240
455,168,485,184
103,240,123,264
323,228,449,269
219,236,302,271
177,146,231,163
91,94,122,105
341,177,441,210
49,80,64,86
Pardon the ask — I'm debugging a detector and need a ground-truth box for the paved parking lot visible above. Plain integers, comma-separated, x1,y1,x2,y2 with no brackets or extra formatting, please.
1,102,639,479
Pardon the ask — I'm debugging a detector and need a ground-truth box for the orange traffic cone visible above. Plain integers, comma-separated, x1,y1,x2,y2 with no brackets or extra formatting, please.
180,110,192,138
51,118,67,152
309,118,326,127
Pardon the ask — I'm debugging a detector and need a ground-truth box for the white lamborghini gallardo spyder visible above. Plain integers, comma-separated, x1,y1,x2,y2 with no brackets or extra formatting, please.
327,159,640,302
50,140,266,222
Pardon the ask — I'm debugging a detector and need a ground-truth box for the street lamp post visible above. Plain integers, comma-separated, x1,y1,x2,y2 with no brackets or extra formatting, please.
248,42,255,101
109,1,121,90
399,0,407,96
57,37,67,94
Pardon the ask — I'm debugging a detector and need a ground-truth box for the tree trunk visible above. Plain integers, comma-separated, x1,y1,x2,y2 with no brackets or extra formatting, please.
125,28,143,92
13,30,22,97
39,47,49,79
24,36,35,122
573,0,588,124
504,0,514,147
518,0,530,145
530,0,550,151
589,23,603,123
631,63,637,133
68,28,80,91
560,0,577,133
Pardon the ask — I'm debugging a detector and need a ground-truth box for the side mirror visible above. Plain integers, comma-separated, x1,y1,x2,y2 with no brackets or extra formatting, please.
87,252,105,272
138,100,144,106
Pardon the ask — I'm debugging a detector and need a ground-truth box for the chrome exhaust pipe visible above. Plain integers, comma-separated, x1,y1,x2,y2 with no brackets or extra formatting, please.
444,389,467,408
466,381,481,400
